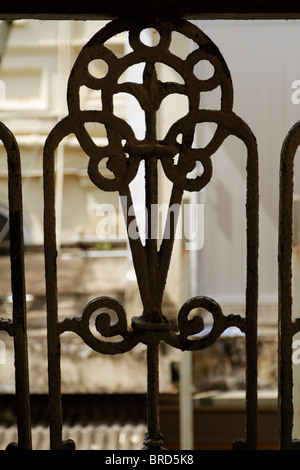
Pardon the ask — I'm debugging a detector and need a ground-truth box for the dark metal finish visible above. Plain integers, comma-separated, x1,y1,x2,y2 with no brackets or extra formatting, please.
0,122,32,450
2,1,300,20
279,122,300,449
1,5,300,454
43,16,258,450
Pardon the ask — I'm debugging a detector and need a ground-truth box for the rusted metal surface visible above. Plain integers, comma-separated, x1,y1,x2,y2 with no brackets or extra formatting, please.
0,122,32,449
2,8,300,453
279,122,300,449
43,17,259,450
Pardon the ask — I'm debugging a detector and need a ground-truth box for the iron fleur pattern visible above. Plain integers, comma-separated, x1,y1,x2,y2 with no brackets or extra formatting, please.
41,16,259,450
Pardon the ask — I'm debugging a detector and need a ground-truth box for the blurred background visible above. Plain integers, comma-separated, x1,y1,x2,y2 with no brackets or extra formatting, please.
0,18,299,449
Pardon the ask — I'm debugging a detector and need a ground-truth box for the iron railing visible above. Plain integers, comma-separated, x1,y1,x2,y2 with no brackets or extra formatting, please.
44,17,258,450
0,12,298,450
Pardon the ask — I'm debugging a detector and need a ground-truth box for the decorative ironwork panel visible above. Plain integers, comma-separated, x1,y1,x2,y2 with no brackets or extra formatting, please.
0,122,32,450
279,121,300,449
43,16,258,450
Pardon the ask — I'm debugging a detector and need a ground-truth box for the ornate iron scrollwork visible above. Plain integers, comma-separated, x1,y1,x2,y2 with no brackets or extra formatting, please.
43,16,258,450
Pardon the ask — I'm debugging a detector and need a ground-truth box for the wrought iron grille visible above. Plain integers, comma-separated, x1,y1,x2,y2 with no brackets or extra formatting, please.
0,14,265,450
42,16,259,450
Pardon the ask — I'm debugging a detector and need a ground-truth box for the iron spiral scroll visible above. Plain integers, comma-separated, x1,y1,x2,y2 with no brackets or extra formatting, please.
43,16,258,450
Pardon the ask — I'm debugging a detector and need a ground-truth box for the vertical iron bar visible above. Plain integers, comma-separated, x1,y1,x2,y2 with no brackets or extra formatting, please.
245,132,258,450
44,133,63,450
0,122,32,449
43,120,75,450
229,115,258,450
144,343,164,449
278,123,300,449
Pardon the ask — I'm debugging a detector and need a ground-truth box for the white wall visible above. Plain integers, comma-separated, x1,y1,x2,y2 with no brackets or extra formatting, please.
193,20,300,311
